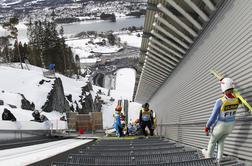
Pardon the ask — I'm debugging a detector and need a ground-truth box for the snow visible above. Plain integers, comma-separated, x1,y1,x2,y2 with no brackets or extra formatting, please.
0,22,28,44
112,68,136,101
66,38,123,59
65,32,142,67
0,64,142,164
0,139,93,166
128,102,142,124
114,12,127,18
0,63,88,113
1,0,22,6
0,23,143,164
101,68,141,129
0,64,142,131
0,63,91,130
15,22,27,29
76,16,97,20
0,65,53,110
118,32,142,48
80,58,98,63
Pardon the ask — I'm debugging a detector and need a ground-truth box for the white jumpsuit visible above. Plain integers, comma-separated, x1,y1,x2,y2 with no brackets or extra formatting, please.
205,95,240,160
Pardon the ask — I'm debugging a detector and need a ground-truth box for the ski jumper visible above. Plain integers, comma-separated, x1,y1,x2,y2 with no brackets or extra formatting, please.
139,108,154,136
113,111,123,137
206,95,240,159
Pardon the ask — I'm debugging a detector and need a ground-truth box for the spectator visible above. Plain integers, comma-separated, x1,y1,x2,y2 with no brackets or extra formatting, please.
49,64,55,71
2,108,16,121
40,114,48,122
60,116,67,121
49,64,56,75
32,110,41,122
40,114,51,130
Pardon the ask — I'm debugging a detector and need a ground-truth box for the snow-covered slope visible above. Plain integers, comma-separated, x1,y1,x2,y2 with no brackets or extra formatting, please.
0,63,89,110
0,63,90,130
0,63,142,131
0,64,53,110
100,68,141,129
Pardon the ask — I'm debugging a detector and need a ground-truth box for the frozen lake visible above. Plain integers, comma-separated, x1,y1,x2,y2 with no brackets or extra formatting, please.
0,16,145,43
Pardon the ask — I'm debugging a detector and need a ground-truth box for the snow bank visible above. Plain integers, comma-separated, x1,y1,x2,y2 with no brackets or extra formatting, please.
0,65,52,110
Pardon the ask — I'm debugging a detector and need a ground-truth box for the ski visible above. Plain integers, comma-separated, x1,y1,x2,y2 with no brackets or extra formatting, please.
210,69,252,112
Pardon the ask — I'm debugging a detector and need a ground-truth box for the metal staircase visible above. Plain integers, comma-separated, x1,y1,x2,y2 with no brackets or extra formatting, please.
51,137,224,166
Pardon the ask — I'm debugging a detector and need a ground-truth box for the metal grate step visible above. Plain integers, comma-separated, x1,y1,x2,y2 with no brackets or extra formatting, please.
96,139,167,145
68,151,199,165
219,157,246,166
91,142,173,147
79,149,188,157
52,158,217,166
84,143,176,150
97,139,168,143
80,145,184,153
79,146,185,156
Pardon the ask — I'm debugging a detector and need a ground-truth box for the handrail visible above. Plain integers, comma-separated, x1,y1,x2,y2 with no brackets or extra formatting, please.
157,121,206,126
157,115,252,127
0,120,68,131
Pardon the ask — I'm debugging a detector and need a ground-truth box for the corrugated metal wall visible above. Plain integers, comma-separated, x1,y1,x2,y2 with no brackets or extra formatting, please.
150,0,252,162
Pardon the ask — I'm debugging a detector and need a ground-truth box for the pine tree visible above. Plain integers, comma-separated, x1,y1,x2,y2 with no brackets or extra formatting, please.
19,42,26,62
67,47,74,76
26,19,76,75
27,20,45,68
75,54,81,77
107,33,115,45
0,36,10,62
3,45,10,62
2,17,23,69
13,40,19,62
59,26,67,74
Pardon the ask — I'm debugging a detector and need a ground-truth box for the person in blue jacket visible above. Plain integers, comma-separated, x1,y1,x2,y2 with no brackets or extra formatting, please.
202,78,243,161
113,105,123,137
49,64,55,71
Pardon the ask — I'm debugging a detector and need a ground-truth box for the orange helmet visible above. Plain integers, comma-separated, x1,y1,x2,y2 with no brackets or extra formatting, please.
115,105,122,111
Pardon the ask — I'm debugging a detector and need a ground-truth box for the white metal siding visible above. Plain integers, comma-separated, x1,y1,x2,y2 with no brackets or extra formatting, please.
151,0,252,162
